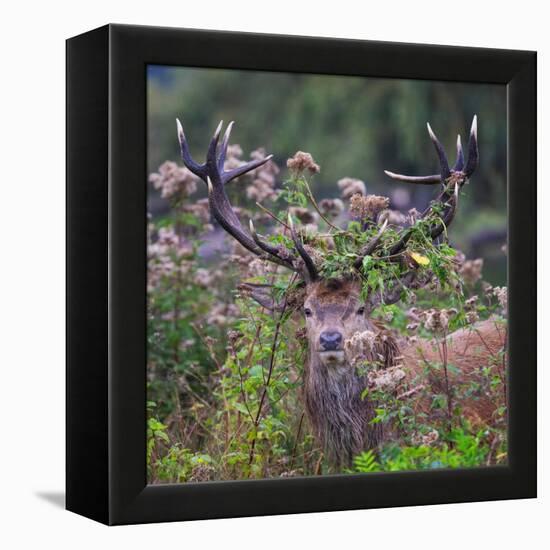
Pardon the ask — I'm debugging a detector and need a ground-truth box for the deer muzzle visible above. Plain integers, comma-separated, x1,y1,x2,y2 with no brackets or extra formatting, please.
319,330,343,351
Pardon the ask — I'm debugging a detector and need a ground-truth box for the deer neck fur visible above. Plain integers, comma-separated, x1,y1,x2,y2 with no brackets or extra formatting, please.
302,317,396,467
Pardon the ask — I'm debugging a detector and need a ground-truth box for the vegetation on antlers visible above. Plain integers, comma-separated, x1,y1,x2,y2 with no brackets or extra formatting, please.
175,118,478,308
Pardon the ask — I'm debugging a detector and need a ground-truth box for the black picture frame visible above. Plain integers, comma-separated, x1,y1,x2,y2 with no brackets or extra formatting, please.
66,24,537,526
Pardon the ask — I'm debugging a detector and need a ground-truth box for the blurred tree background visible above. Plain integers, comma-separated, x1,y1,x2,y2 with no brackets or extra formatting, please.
148,65,506,284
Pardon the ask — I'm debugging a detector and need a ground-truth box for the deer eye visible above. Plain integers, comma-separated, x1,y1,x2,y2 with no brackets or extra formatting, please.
356,306,365,315
304,307,312,317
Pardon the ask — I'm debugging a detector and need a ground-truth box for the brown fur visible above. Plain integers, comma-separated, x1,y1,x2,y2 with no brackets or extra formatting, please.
303,356,382,467
401,318,507,427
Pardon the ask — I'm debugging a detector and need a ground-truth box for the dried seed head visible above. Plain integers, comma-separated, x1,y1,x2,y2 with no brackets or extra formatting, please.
247,258,272,278
318,198,345,217
421,307,458,333
466,310,480,324
193,268,214,288
229,329,243,342
459,258,484,285
286,151,320,174
481,281,493,294
183,198,210,225
289,206,318,225
349,193,390,221
421,430,439,446
492,286,508,310
378,209,408,226
149,160,198,200
367,366,406,392
337,177,366,199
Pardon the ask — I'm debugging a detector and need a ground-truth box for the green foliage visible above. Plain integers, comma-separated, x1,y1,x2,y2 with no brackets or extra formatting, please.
279,173,464,314
147,282,318,481
354,427,491,472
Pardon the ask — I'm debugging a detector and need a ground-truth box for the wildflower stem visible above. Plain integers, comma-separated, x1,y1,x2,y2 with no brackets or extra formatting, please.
289,412,305,471
248,297,289,469
302,178,341,231
440,332,454,440
255,202,290,230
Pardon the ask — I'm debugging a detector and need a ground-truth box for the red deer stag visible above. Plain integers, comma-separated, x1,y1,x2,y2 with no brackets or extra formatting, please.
176,116,506,466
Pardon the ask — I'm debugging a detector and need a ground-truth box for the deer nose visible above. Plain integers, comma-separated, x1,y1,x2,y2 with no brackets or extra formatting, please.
320,330,343,351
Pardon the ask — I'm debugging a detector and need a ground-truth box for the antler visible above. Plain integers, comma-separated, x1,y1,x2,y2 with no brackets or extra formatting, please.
175,117,477,295
384,116,478,257
362,117,479,307
384,115,478,185
176,119,318,282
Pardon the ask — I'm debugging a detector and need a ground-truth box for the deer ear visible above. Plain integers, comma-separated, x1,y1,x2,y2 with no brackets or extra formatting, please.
238,281,307,312
237,282,283,312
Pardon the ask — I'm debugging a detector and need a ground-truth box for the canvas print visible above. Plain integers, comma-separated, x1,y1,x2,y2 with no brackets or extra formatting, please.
146,66,507,483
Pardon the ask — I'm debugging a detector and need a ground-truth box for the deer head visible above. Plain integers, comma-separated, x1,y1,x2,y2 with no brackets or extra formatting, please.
176,116,478,351
176,116,479,464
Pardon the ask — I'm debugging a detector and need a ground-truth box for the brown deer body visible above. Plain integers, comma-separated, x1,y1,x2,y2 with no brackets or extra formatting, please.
301,278,505,465
176,115,505,466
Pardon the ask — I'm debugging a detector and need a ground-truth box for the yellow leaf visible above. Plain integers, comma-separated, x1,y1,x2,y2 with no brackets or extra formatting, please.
410,252,430,266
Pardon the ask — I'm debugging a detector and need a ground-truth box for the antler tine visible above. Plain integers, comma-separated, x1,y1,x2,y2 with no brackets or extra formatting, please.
223,154,273,184
205,120,224,179
464,115,478,177
453,134,465,172
177,119,301,273
383,171,442,184
206,119,274,185
176,118,205,177
354,219,388,269
385,118,477,185
248,220,296,270
217,121,235,172
177,119,273,185
288,214,318,282
384,122,461,185
427,122,451,182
